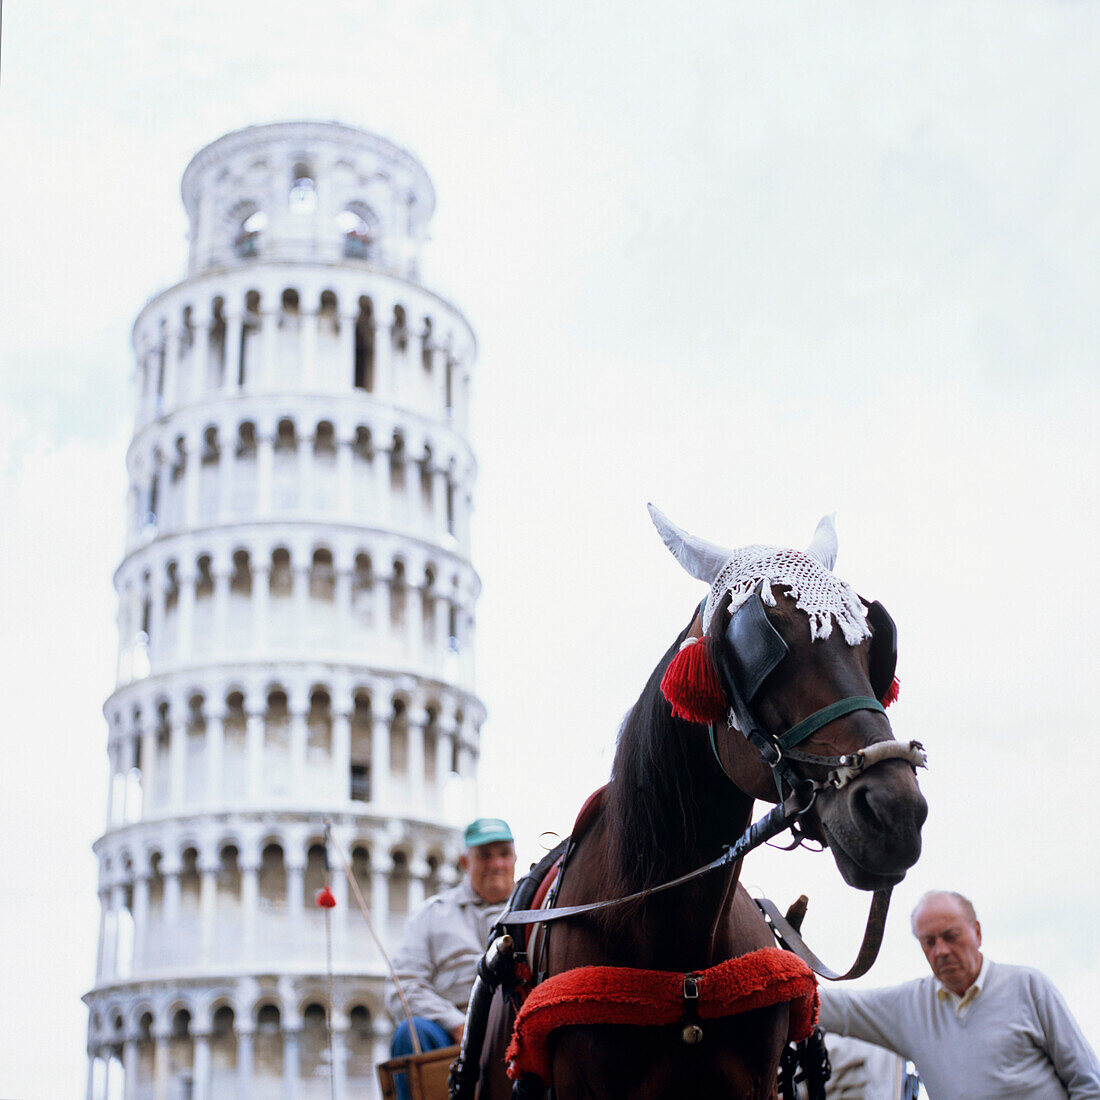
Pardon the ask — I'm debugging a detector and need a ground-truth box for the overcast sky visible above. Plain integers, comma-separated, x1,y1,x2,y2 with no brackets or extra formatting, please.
2,2,1098,1096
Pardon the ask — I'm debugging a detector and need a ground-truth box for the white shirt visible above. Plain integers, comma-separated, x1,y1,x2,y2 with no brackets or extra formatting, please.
385,879,506,1034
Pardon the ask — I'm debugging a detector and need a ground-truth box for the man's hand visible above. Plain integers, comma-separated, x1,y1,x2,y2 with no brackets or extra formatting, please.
450,1022,465,1044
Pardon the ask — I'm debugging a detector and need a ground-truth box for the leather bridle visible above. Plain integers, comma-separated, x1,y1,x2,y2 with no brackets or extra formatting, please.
711,585,925,804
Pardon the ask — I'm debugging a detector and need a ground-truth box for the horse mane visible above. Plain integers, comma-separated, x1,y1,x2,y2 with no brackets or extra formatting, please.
603,614,711,901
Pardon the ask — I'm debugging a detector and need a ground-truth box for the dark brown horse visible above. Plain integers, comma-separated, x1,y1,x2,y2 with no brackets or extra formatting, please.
477,511,927,1100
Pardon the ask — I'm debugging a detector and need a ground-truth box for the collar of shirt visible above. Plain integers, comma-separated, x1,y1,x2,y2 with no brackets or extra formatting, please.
935,955,988,1014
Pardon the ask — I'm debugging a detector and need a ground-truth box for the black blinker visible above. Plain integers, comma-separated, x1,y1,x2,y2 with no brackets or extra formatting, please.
714,590,789,703
865,600,897,702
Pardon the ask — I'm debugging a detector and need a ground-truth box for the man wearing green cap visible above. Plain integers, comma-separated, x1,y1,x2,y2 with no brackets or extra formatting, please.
386,818,517,1060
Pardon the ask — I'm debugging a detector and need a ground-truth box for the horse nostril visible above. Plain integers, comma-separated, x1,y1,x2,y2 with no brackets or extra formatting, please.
849,771,929,836
850,784,881,829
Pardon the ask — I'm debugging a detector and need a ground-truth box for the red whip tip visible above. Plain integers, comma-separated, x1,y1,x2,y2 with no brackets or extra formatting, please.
315,886,337,908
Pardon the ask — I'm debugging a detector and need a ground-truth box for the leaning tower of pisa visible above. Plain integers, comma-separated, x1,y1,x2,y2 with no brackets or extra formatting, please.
84,120,484,1099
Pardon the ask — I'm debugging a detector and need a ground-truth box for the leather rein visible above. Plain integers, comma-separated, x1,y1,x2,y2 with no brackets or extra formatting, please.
500,785,893,981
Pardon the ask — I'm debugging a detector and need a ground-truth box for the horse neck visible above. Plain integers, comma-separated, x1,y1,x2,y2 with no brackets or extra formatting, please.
598,718,755,967
604,644,757,903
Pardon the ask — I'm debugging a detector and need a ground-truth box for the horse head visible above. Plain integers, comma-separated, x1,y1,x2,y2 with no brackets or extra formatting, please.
650,506,927,891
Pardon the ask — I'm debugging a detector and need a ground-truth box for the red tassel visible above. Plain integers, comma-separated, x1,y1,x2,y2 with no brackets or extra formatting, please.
660,637,728,725
881,676,900,708
315,886,337,908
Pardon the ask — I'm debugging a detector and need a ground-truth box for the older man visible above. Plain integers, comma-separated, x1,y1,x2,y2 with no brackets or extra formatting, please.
818,890,1100,1099
385,817,517,1057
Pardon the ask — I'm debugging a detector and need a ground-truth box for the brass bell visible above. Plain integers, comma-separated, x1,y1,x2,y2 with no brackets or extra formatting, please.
681,1023,704,1044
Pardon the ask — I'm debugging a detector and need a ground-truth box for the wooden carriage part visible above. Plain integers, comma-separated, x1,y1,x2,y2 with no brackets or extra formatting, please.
377,1043,461,1100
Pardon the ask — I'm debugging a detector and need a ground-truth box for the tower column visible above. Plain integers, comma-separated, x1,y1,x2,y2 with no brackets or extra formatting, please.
217,435,235,522
336,435,354,519
334,564,353,658
258,307,278,392
293,563,310,648
408,710,426,811
256,433,275,516
251,563,270,656
122,1035,140,1100
105,740,120,829
408,859,428,912
161,851,182,937
331,708,351,803
371,441,389,523
282,1026,301,1100
169,710,187,809
327,823,353,961
245,707,265,804
432,467,449,538
300,309,318,389
372,1021,394,1085
285,852,305,949
428,345,447,415
140,713,158,817
163,330,182,410
176,564,197,664
370,715,390,808
287,696,308,803
331,1021,349,1098
183,430,202,527
205,707,226,808
131,869,150,973
94,887,109,981
374,308,394,400
297,436,313,516
212,560,232,657
224,309,243,390
187,307,211,405
106,882,125,979
240,849,260,962
85,1045,97,1100
199,853,219,963
337,310,356,392
236,1022,254,1100
152,1024,171,1100
434,726,451,799
370,857,391,945
191,1030,212,1100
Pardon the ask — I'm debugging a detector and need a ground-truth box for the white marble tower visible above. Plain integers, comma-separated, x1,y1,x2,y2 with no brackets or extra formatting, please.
84,120,484,1099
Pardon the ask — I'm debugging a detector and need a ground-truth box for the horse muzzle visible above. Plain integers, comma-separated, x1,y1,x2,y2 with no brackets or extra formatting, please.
814,761,928,890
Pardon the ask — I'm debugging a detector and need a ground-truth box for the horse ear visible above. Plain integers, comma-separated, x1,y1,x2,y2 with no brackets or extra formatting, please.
647,504,732,584
804,513,838,570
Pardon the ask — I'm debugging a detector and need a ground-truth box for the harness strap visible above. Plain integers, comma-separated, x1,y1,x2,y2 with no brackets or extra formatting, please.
500,789,811,926
755,887,893,981
776,697,885,752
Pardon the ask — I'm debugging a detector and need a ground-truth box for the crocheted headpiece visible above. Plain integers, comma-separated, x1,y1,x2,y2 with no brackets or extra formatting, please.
648,505,871,642
649,506,889,724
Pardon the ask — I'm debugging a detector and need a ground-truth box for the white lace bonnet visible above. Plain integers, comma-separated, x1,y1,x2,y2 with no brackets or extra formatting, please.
648,504,871,646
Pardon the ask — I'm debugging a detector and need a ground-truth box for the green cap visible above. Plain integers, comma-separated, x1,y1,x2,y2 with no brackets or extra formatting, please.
463,817,514,848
